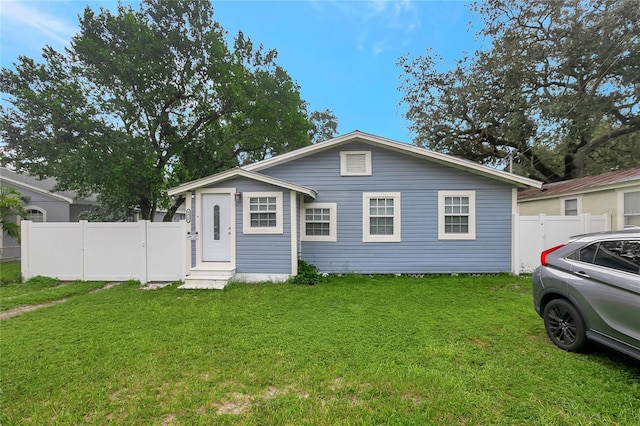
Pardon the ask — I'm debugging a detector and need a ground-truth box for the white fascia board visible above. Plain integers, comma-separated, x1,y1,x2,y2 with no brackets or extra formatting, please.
243,131,543,189
168,168,316,198
0,176,74,204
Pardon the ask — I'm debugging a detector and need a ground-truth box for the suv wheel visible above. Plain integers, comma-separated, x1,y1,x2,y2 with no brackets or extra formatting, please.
543,299,586,352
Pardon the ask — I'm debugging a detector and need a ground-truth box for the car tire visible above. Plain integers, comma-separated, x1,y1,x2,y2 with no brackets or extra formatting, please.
543,298,586,352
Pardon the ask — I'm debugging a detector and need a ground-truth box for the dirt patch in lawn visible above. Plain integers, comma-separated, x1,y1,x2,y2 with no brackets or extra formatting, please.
214,385,309,415
0,282,121,320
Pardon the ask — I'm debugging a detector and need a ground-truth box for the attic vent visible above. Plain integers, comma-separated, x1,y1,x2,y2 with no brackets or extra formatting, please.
340,151,372,176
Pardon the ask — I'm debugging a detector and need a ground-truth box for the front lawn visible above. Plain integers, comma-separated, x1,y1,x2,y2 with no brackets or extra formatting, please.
0,275,106,311
1,275,638,425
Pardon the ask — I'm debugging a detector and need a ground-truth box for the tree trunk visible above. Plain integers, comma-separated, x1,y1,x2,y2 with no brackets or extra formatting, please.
139,199,154,221
163,196,185,222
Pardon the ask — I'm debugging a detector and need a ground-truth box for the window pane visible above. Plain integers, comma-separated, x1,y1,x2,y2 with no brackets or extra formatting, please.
250,212,276,227
370,217,393,235
594,240,640,274
305,207,332,237
369,198,394,217
213,205,220,240
624,192,640,214
250,197,276,213
564,198,578,216
444,193,469,233
624,192,640,226
306,223,330,236
25,209,44,222
577,244,598,263
444,215,468,233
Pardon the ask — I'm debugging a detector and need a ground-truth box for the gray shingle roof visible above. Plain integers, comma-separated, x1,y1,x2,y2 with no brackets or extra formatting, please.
0,167,98,204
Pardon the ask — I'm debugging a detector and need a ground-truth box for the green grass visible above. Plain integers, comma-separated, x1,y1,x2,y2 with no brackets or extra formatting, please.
1,275,638,425
0,275,107,311
0,260,21,284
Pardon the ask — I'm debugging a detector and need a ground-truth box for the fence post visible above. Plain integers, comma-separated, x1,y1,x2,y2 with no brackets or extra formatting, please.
538,213,547,245
140,221,148,284
20,220,30,280
583,213,592,233
180,220,188,280
512,213,520,275
80,220,87,281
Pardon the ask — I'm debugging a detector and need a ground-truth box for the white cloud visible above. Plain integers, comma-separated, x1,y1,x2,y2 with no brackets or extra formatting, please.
1,0,78,48
320,0,422,56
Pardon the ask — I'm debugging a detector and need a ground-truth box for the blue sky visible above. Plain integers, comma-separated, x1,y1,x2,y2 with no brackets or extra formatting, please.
1,0,483,143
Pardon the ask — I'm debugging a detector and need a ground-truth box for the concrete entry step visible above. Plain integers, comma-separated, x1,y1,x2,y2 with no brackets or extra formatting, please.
179,269,234,290
178,280,228,290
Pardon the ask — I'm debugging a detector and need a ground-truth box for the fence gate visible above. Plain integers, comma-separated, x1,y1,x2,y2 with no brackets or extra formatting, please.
21,220,187,283
513,213,610,273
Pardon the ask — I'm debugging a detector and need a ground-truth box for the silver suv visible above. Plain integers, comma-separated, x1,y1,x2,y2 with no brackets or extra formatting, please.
532,229,640,360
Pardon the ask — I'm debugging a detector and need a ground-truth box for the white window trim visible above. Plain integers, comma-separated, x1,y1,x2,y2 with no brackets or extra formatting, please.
438,190,476,240
617,188,640,230
301,202,337,242
561,196,582,216
362,192,401,243
242,191,283,234
20,205,47,223
340,151,372,176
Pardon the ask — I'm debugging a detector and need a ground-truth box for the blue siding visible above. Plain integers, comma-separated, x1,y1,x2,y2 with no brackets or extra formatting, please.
260,141,514,274
228,177,292,274
192,178,293,274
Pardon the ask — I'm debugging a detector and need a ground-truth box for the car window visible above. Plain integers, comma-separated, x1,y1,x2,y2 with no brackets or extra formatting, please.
575,240,640,275
571,243,598,263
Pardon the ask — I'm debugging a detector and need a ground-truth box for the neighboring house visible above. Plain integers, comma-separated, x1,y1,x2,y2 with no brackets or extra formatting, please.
1,167,99,259
518,167,640,230
168,131,542,288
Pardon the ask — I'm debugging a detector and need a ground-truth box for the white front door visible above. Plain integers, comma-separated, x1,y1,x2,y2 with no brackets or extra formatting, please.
201,193,231,262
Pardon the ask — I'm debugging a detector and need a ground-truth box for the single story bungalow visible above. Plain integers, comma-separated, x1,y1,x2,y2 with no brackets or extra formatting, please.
168,131,542,288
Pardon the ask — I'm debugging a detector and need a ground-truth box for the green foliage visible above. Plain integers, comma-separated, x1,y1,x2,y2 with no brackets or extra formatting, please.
1,275,638,424
307,107,340,144
291,258,325,285
0,186,26,240
399,0,640,181
1,0,338,221
23,275,60,288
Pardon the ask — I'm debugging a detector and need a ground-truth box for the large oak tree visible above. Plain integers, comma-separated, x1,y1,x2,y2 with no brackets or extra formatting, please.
399,0,639,181
1,0,337,221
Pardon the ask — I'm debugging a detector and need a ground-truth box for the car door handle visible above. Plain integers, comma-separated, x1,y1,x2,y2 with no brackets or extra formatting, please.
574,271,591,279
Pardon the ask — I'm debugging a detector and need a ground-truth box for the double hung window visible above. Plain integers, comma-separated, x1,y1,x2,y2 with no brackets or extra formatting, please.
438,191,476,240
301,203,337,242
563,198,579,216
623,191,640,227
243,192,283,234
362,192,401,242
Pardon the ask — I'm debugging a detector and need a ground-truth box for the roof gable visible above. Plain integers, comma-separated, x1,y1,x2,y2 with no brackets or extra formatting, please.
243,131,542,189
518,167,640,202
168,167,317,198
1,167,75,204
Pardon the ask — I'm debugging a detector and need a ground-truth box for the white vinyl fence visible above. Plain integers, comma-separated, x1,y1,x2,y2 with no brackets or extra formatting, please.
19,214,610,282
21,220,188,283
513,213,611,273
